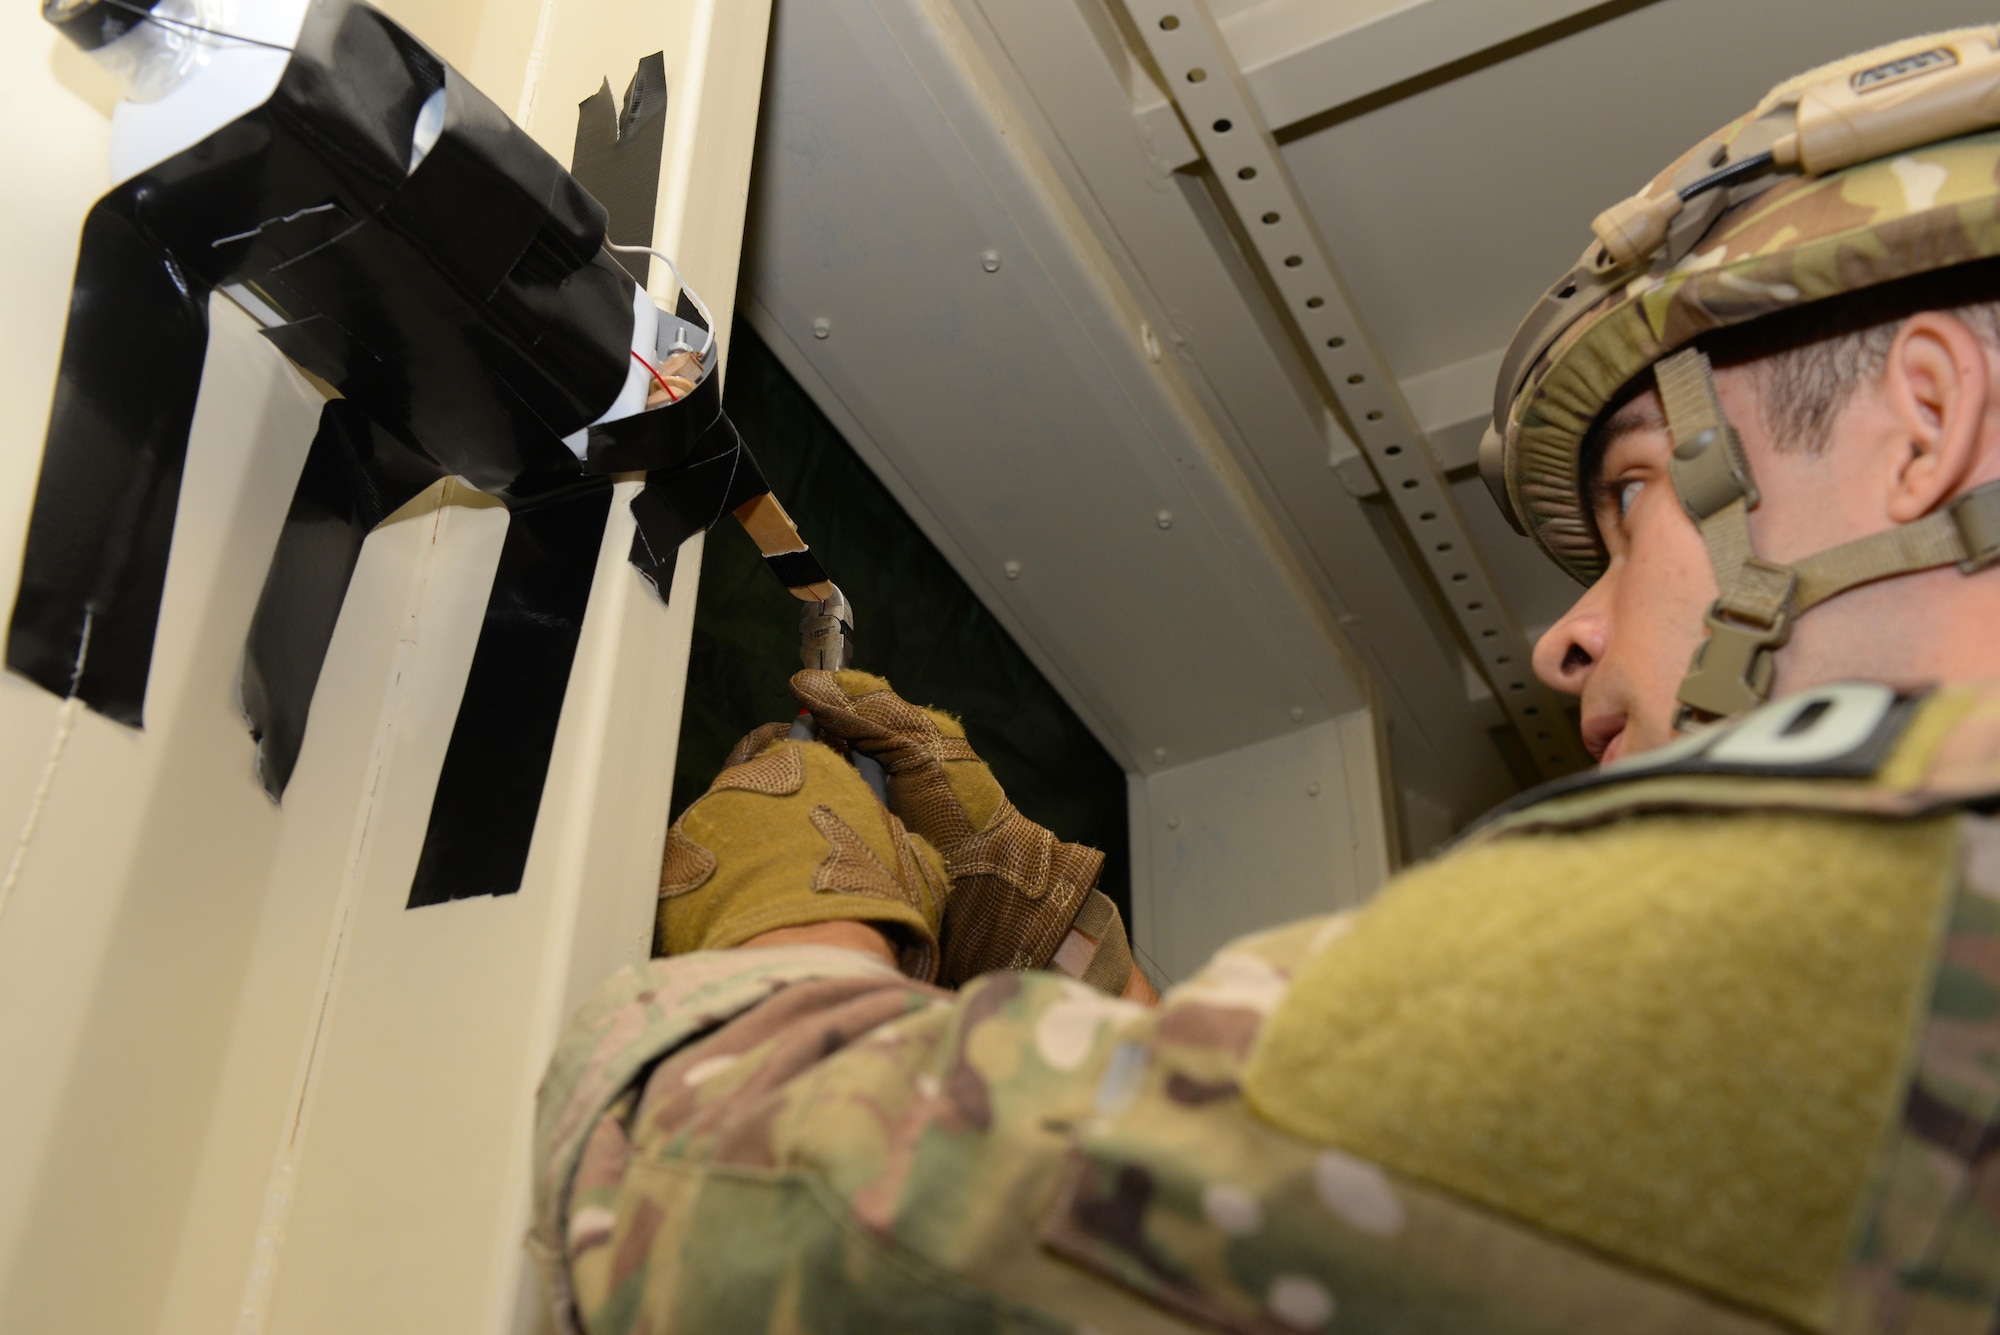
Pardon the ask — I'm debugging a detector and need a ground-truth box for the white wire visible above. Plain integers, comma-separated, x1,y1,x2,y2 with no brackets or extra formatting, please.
604,242,716,358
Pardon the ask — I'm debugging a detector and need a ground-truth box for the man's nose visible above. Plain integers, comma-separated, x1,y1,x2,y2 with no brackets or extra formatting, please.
1533,583,1611,698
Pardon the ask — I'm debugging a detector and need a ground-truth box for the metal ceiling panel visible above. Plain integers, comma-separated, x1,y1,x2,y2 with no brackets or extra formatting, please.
744,0,1376,773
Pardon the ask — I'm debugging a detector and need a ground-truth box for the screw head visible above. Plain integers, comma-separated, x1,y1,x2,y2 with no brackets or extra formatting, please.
811,317,832,340
1003,560,1022,580
981,249,1001,273
1156,510,1174,530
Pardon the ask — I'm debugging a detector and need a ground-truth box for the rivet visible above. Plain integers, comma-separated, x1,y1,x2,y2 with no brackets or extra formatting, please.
981,249,1001,273
1156,509,1174,530
1306,781,1321,798
1289,705,1305,722
1166,814,1181,829
1003,560,1022,580
1153,746,1168,762
811,317,832,340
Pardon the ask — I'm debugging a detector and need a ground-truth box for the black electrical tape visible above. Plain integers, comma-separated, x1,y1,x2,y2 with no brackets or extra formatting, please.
13,3,815,913
409,479,613,906
239,400,443,798
572,52,668,286
675,287,708,333
7,199,211,725
583,359,725,475
251,62,632,495
763,548,828,591
11,0,639,738
404,46,674,904
627,482,694,598
625,407,770,600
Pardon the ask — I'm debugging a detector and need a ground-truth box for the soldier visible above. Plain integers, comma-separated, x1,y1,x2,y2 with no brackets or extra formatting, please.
534,29,2000,1334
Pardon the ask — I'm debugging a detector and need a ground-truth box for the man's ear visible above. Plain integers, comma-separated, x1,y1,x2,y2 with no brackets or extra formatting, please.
1881,311,1990,522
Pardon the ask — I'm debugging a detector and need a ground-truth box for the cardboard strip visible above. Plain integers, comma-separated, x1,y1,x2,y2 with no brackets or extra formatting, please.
734,492,834,599
731,491,805,555
408,480,614,906
239,400,443,799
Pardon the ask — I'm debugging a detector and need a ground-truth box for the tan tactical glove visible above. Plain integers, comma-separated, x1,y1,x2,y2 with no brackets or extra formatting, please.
789,669,1130,992
655,734,950,981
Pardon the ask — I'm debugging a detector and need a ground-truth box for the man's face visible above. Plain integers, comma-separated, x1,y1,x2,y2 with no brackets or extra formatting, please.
1528,386,1716,765
1532,312,2000,765
1528,363,1854,764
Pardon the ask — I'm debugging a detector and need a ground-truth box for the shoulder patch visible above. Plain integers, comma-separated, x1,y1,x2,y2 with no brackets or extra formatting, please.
1476,684,1927,831
1617,683,1922,779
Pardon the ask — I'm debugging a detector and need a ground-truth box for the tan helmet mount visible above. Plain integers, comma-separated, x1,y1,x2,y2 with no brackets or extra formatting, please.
1593,31,2000,277
1654,347,2000,728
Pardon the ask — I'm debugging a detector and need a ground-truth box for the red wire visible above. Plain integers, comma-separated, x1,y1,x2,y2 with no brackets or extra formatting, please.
632,350,678,402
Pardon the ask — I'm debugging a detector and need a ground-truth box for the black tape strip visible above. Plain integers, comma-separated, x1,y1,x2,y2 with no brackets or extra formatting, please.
11,0,642,732
675,287,707,333
7,196,212,726
583,356,723,475
571,52,668,286
627,482,695,598
239,400,443,798
764,548,828,591
409,480,613,906
257,61,631,498
405,45,674,905
625,392,773,598
638,411,769,530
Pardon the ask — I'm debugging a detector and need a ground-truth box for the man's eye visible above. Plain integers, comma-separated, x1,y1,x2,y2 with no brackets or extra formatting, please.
1618,479,1645,518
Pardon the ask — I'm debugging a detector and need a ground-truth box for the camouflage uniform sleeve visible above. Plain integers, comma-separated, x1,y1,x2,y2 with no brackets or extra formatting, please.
530,917,1346,1335
534,844,2000,1335
537,912,1774,1335
532,688,2000,1335
530,943,908,1326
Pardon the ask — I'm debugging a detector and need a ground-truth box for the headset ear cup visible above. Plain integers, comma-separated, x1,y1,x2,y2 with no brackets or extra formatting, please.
1478,425,1526,537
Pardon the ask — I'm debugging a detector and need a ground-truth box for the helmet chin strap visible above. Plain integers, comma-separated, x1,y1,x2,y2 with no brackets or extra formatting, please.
1652,347,2000,730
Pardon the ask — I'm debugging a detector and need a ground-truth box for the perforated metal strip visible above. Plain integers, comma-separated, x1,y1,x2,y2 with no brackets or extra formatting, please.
1125,0,1591,778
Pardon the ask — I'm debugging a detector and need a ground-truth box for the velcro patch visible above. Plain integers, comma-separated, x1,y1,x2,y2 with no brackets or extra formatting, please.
1477,684,1926,834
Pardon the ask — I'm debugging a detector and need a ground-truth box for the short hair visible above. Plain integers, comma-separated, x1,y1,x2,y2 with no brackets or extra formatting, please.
1700,257,2000,453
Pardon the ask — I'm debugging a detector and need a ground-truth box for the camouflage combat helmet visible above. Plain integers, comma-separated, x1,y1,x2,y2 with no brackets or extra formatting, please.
1481,27,2000,724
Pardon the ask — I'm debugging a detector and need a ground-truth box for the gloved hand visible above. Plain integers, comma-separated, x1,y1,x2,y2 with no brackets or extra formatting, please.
655,732,950,981
789,669,1133,994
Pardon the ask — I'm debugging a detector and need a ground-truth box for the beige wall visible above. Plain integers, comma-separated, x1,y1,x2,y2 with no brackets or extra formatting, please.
1127,711,1391,987
0,2,770,1331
